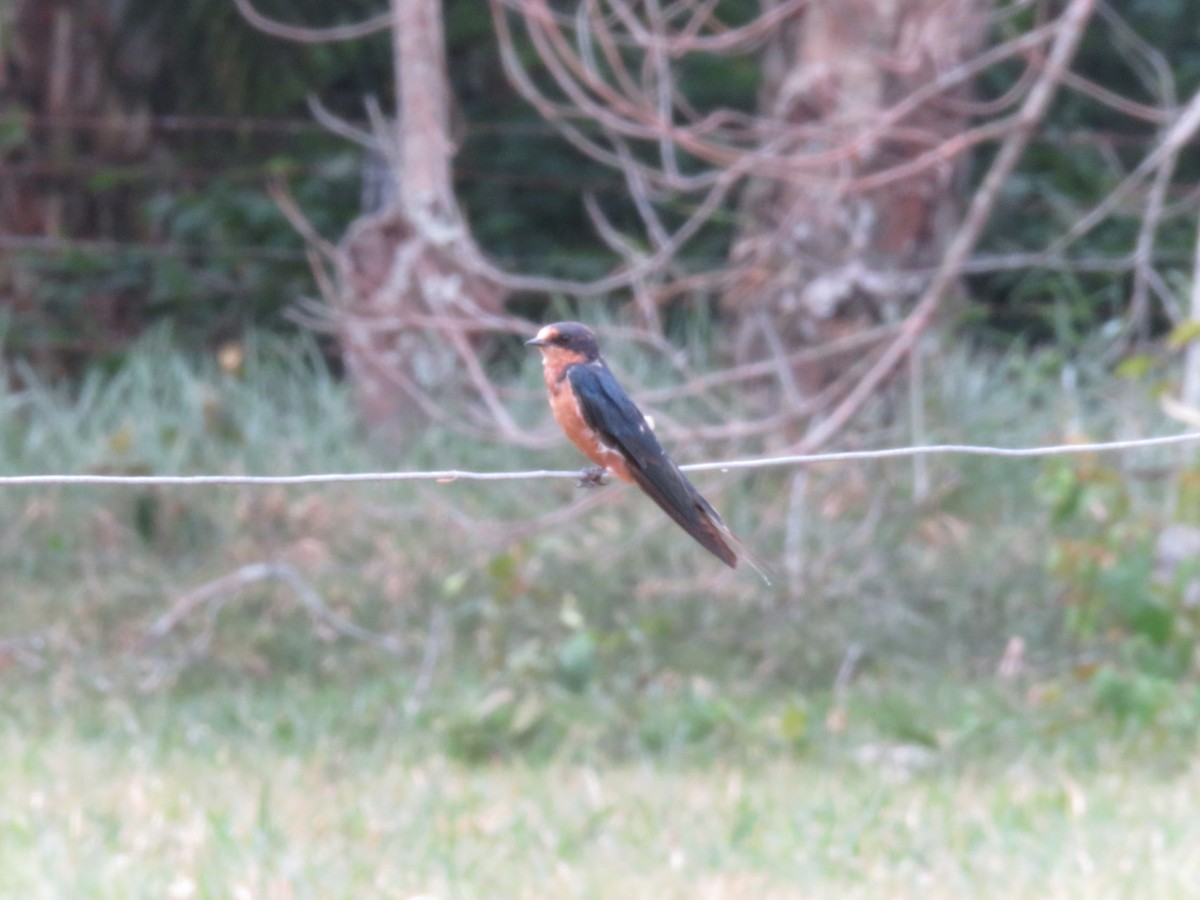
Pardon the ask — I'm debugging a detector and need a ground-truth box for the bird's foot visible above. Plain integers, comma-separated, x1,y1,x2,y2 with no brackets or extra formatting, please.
577,466,610,488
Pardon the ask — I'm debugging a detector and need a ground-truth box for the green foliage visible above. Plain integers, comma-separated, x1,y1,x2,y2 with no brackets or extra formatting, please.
1167,320,1200,348
121,0,397,116
10,2,1200,364
441,687,562,763
1091,665,1179,727
4,332,1198,765
1038,448,1200,708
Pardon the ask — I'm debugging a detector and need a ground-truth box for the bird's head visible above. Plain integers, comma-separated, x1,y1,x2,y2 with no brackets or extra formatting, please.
525,322,601,365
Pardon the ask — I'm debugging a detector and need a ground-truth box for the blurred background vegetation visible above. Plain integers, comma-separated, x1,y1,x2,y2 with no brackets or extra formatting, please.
4,0,1198,363
0,0,639,370
4,2,1200,892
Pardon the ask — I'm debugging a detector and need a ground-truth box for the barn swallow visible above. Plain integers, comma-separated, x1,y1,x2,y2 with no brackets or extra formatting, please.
527,321,765,579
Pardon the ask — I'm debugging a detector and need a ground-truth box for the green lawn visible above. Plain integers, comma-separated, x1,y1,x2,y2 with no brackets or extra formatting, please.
1,677,1197,898
4,337,1199,897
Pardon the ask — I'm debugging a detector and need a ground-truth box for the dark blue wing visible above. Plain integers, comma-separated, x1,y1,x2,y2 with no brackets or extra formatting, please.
567,362,737,567
567,362,669,470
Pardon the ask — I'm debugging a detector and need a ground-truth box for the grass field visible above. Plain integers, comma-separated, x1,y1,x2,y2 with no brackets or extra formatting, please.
2,333,1199,896
2,673,1199,898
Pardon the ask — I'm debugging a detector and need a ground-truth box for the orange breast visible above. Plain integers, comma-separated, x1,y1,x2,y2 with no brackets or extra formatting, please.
545,366,634,482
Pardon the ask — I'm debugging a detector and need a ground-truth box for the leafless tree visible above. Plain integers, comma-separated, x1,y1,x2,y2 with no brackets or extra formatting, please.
249,0,1200,458
727,0,989,367
489,0,1117,445
240,0,549,439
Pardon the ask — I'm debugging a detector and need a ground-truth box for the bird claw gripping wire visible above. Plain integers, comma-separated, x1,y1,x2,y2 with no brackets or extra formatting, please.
576,466,610,488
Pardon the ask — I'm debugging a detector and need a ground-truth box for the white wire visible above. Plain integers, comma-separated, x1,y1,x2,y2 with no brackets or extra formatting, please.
684,431,1200,472
0,431,1196,487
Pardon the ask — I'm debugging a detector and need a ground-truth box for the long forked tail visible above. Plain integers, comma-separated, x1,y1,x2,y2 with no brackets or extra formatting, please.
628,463,772,585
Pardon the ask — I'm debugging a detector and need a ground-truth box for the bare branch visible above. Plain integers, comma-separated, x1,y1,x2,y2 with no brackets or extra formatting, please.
801,0,1098,452
233,0,391,44
306,95,381,150
140,562,402,653
1046,87,1200,258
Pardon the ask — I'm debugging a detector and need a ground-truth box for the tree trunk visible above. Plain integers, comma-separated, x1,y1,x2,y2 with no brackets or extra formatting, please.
0,0,155,374
725,0,989,382
333,0,506,432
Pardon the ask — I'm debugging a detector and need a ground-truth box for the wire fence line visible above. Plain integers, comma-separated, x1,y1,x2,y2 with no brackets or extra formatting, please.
1,432,1198,489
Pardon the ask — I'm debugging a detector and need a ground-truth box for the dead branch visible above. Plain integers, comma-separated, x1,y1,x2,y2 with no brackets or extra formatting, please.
800,0,1098,453
233,0,391,43
139,561,402,654
306,95,382,150
1046,87,1200,259
1182,210,1200,409
404,606,449,717
492,0,1060,189
251,0,1193,458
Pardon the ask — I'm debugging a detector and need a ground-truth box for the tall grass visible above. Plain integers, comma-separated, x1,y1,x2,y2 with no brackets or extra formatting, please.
5,332,1200,894
0,332,1187,706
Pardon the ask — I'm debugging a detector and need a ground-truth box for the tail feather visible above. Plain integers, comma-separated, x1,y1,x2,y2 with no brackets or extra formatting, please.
628,461,770,585
696,489,773,586
628,464,736,566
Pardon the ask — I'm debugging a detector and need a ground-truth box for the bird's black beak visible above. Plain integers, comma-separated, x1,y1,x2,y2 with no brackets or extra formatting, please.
525,337,548,348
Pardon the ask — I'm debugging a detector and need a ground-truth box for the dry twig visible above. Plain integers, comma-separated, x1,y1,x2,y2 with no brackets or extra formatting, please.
139,561,402,653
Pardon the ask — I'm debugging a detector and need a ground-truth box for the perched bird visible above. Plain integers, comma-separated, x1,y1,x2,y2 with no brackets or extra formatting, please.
527,321,765,579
